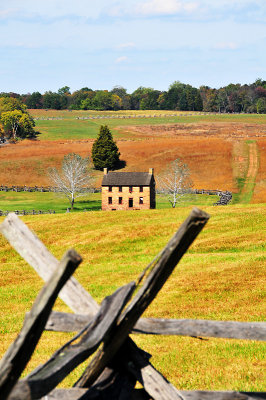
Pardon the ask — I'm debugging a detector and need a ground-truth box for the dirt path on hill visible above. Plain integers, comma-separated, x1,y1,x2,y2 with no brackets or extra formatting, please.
236,141,259,203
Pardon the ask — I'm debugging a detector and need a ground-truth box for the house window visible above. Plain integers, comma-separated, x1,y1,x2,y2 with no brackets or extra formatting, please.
119,186,122,192
129,186,133,193
108,186,112,192
119,197,123,204
108,197,112,205
139,186,143,192
129,198,133,207
139,197,143,204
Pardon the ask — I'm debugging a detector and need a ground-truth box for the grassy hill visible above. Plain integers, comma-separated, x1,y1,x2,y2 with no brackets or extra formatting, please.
0,205,265,390
29,109,266,141
0,109,265,202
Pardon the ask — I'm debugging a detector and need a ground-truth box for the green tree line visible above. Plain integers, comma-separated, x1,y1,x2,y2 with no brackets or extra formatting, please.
1,78,266,113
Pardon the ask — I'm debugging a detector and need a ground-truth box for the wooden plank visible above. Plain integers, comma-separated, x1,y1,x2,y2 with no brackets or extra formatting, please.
41,388,266,400
125,340,266,400
124,338,184,400
0,213,143,397
134,318,266,341
0,213,99,316
76,208,209,388
45,313,266,341
178,392,266,400
8,282,135,400
0,250,82,400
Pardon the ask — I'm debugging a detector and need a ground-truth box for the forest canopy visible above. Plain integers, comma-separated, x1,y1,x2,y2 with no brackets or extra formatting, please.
1,79,266,113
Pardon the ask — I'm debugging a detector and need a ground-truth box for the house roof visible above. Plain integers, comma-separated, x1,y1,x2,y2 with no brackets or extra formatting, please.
102,172,154,186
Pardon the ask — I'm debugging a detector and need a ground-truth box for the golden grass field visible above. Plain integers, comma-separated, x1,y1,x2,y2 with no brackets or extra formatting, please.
0,110,265,392
0,110,265,202
0,206,265,391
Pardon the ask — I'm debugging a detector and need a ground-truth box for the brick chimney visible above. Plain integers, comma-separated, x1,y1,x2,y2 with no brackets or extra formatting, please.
149,168,154,175
104,168,108,175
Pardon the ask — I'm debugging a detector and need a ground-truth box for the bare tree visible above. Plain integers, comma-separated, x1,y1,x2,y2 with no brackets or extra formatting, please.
158,158,193,208
49,153,92,210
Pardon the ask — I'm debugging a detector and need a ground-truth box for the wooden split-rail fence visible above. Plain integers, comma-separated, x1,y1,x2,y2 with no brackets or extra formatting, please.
0,209,265,400
75,112,244,120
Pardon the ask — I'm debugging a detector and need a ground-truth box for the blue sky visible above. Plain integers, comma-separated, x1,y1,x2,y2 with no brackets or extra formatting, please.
0,0,265,94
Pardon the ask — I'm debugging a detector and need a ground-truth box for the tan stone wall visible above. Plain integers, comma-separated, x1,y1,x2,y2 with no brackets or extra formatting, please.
102,186,151,211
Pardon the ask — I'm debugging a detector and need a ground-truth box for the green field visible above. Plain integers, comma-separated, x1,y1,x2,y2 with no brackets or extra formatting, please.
0,191,220,213
31,110,266,140
0,205,265,390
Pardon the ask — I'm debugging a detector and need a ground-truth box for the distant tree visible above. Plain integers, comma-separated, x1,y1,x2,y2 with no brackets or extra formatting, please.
194,91,203,111
257,98,266,114
131,87,161,110
158,158,193,207
0,110,35,140
92,91,113,110
164,81,186,109
254,78,266,88
255,86,266,98
200,86,218,111
111,86,127,98
1,110,23,140
48,153,92,210
0,97,35,140
139,89,161,110
110,94,122,110
25,92,43,109
70,89,93,109
80,87,93,91
178,92,188,110
43,91,65,109
92,125,120,170
0,97,27,114
58,86,70,95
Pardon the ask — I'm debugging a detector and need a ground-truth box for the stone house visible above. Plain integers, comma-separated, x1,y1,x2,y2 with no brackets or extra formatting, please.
101,168,156,211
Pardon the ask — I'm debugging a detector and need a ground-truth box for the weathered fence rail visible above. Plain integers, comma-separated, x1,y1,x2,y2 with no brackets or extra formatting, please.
0,210,264,400
45,311,266,341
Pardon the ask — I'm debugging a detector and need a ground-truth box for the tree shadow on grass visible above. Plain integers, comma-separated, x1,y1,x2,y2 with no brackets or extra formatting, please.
27,131,42,140
73,199,101,211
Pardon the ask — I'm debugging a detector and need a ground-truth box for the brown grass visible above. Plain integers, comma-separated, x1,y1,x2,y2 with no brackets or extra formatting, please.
0,205,265,389
0,121,265,200
253,139,266,203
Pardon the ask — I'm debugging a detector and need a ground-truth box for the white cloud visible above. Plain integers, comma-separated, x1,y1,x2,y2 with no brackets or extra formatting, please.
107,0,266,22
107,0,198,18
214,42,238,50
115,56,129,63
0,0,111,19
116,42,136,50
0,8,18,19
136,0,198,16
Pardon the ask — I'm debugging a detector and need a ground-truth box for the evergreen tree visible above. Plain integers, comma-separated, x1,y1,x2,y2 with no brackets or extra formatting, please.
92,125,120,170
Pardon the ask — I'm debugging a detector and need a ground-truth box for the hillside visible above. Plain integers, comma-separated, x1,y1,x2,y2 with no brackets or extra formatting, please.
0,110,265,203
0,205,265,390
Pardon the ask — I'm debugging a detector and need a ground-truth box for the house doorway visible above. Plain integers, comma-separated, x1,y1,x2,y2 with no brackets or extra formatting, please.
129,198,133,208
